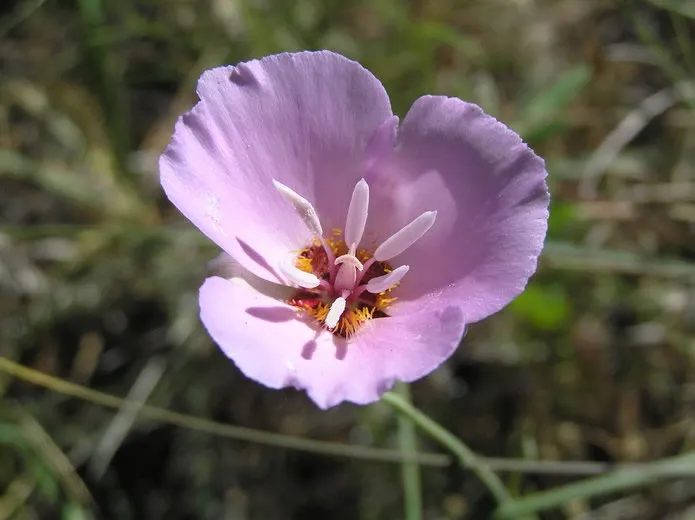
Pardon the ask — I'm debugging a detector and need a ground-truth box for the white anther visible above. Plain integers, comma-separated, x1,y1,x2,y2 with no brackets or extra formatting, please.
344,178,369,247
325,297,347,329
278,256,320,289
272,179,323,237
365,265,410,294
374,211,437,261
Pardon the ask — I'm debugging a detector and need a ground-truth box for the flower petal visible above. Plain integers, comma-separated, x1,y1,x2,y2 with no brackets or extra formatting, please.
160,51,393,282
365,115,399,172
199,276,464,409
366,96,549,323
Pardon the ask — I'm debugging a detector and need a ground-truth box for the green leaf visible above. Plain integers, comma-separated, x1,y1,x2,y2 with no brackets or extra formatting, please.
510,285,571,331
62,502,90,520
518,64,592,142
645,0,695,18
0,422,27,447
411,21,480,58
547,202,577,239
543,241,695,279
24,453,60,501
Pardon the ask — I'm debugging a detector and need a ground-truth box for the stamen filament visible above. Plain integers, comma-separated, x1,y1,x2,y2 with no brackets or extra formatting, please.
319,236,337,280
317,279,332,292
354,257,376,286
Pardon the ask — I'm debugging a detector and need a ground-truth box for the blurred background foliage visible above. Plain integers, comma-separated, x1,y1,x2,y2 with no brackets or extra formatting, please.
1,0,695,518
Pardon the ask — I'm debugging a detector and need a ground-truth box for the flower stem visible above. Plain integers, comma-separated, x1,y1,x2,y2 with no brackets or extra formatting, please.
0,357,449,467
493,451,695,519
395,383,423,520
382,391,511,504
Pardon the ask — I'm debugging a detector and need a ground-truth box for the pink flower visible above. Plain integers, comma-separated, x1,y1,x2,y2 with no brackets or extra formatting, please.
160,51,549,409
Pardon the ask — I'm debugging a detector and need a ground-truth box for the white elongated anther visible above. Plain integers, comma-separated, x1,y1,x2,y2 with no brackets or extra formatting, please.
279,256,320,289
325,297,347,329
374,211,437,261
365,265,409,294
344,178,369,247
272,179,323,237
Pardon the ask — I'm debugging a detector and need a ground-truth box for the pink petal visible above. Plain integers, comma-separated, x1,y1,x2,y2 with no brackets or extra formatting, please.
365,96,549,323
199,276,464,409
160,51,393,282
365,115,399,172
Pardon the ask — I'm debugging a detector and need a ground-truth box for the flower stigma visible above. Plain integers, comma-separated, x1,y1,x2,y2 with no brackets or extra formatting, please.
274,178,436,338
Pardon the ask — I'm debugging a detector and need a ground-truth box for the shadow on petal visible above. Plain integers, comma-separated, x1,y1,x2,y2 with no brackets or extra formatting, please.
332,336,348,361
301,340,317,360
246,306,297,323
228,63,259,86
237,238,281,281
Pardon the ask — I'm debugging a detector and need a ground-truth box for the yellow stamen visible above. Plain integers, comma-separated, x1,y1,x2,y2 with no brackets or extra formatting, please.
376,294,397,309
338,306,374,337
295,255,313,274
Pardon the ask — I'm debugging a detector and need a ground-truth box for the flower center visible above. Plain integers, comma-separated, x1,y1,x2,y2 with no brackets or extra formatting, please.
273,178,436,337
287,234,395,336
